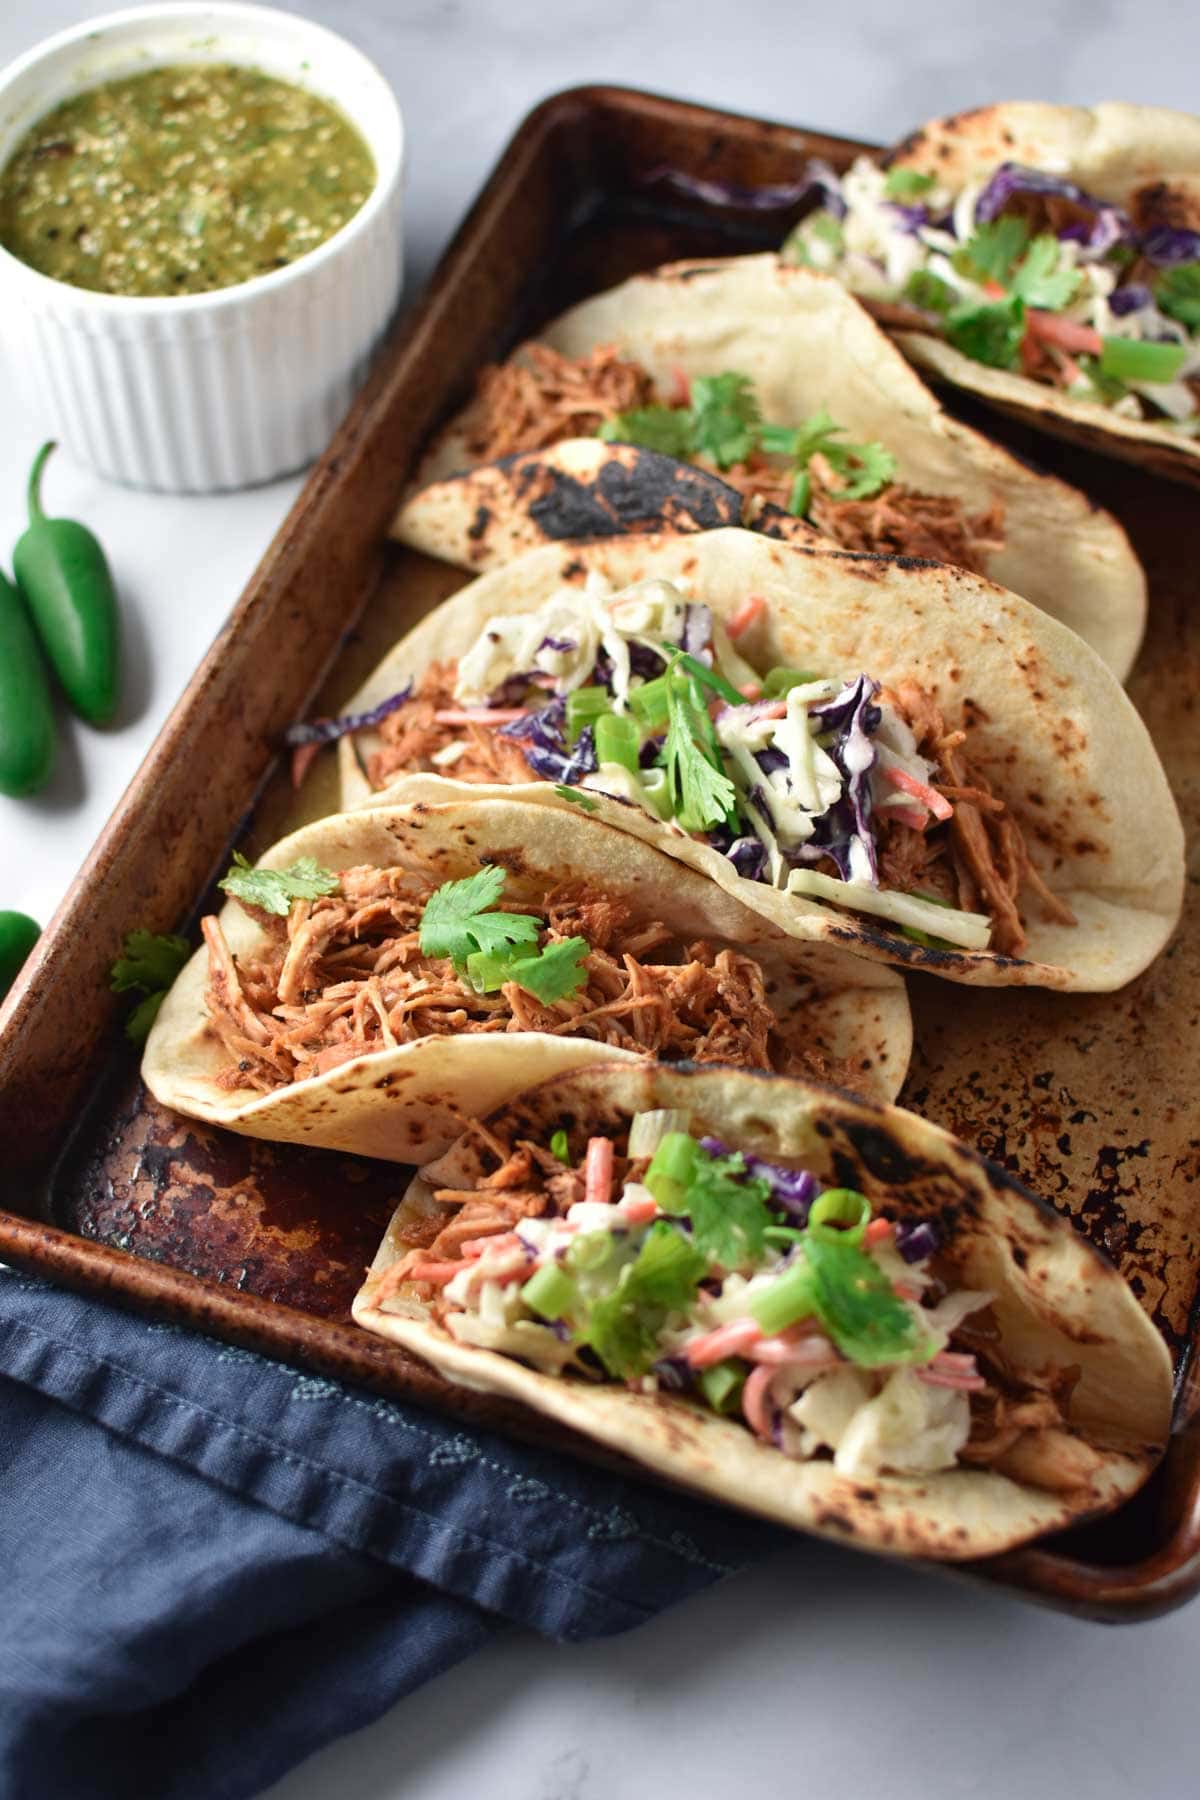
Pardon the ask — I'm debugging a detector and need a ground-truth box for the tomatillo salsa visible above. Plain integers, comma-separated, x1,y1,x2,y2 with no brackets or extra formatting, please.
0,63,375,297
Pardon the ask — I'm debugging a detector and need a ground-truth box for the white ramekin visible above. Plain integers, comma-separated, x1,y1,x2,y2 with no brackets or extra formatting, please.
0,4,405,492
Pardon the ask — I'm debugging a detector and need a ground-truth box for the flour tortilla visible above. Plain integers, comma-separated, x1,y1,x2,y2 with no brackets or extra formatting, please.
353,1061,1172,1562
394,255,1146,678
878,103,1200,486
142,795,912,1162
338,528,1183,992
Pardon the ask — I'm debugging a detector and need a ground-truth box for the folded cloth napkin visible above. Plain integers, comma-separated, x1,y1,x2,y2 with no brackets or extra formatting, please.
0,1264,785,1800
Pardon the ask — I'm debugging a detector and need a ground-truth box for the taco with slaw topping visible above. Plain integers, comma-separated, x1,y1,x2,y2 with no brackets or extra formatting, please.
353,1061,1173,1561
141,795,911,1162
782,102,1200,484
393,254,1145,677
329,529,1182,992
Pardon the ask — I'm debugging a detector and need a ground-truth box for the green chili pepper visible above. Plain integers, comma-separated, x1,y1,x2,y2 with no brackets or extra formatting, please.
0,567,56,796
0,911,40,1001
13,442,120,726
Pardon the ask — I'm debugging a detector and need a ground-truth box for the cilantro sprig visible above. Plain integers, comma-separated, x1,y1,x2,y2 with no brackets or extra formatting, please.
661,663,738,835
583,1222,708,1380
597,369,895,516
944,217,1081,368
1157,262,1200,328
419,867,589,1004
219,852,340,917
884,168,936,201
110,928,192,1045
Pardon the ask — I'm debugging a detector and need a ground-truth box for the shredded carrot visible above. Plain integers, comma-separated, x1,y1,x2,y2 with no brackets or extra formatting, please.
585,1136,614,1207
885,764,954,822
291,740,323,789
1025,311,1103,357
686,1318,763,1368
741,1363,777,1439
864,1217,893,1247
458,1232,523,1259
433,708,531,726
404,1260,465,1285
726,593,767,640
620,1196,659,1225
739,681,763,702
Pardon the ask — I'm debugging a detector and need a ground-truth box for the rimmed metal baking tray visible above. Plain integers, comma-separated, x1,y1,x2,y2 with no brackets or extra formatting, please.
2,84,1197,1620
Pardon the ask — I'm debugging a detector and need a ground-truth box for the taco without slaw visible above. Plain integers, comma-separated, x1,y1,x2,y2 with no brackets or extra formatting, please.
353,1061,1173,1561
782,102,1200,484
393,254,1145,677
331,529,1182,992
141,796,911,1161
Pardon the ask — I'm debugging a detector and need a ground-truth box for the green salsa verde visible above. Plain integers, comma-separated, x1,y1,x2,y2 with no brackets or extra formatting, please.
0,63,376,297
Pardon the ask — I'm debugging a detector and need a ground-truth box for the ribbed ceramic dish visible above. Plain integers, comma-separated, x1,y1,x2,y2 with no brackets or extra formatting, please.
1,85,1198,1620
0,3,405,491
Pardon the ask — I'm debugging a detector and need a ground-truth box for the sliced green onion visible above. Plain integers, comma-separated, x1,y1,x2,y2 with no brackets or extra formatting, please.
645,1132,699,1211
1099,336,1187,385
763,1225,807,1246
807,1188,871,1246
565,1229,618,1274
750,1261,817,1336
550,1128,571,1164
698,1360,746,1414
673,652,743,707
761,666,820,699
628,674,671,729
595,711,641,772
627,1109,688,1159
566,686,612,743
520,1263,577,1322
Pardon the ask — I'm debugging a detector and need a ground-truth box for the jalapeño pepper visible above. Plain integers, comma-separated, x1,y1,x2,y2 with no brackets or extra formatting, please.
0,566,56,796
13,441,120,726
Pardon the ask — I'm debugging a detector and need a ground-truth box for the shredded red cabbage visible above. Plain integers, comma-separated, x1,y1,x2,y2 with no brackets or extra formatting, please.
698,1135,820,1223
283,682,414,748
808,675,881,884
681,603,713,659
887,201,929,234
640,160,845,215
895,1219,940,1264
538,635,576,653
725,836,769,882
974,162,1133,261
1108,283,1154,316
1140,226,1200,268
498,700,598,783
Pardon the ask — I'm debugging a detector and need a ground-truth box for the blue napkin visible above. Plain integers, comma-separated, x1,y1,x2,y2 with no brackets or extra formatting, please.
0,1262,785,1800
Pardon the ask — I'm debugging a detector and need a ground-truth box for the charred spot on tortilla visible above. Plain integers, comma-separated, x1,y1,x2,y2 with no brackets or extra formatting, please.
466,505,490,542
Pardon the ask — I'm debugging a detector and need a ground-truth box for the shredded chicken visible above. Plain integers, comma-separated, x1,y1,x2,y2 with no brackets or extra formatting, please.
464,342,655,461
458,345,1008,568
719,453,1005,573
367,662,535,791
883,679,1077,958
203,871,819,1094
958,1355,1097,1493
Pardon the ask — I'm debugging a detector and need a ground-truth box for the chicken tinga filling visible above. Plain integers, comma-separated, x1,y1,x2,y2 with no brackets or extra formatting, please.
376,1113,1095,1490
201,861,837,1093
785,157,1200,429
457,344,1004,568
330,577,1073,958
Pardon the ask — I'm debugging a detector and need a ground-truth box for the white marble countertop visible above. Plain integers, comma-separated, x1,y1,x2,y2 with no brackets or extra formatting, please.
0,4,1196,1797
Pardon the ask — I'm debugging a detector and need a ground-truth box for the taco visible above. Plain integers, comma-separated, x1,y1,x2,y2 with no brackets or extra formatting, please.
141,796,911,1162
781,103,1200,485
353,1061,1173,1561
393,255,1146,678
330,529,1182,992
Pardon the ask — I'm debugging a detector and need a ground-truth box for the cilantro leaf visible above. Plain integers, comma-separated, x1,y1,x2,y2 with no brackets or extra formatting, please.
884,168,935,200
688,372,762,469
903,268,956,315
110,928,191,995
953,215,1030,285
597,406,696,459
804,1234,928,1366
662,669,737,834
110,928,192,1046
418,866,542,970
553,784,599,811
783,212,845,268
1009,233,1080,310
945,296,1026,369
467,935,589,1004
219,852,340,918
762,410,895,504
583,1223,707,1379
673,1149,775,1269
1157,262,1200,328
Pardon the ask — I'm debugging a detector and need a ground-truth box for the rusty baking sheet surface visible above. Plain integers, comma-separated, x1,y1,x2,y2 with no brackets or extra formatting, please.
3,87,1199,1618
